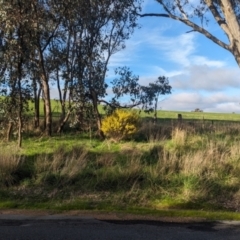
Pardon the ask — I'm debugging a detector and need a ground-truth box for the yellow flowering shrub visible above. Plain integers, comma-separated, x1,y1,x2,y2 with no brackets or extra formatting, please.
101,109,140,141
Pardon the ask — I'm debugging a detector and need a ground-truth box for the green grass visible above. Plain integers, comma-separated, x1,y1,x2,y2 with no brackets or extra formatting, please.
22,135,102,156
98,103,240,121
1,109,240,220
147,110,240,121
1,96,240,121
25,100,240,121
1,198,240,221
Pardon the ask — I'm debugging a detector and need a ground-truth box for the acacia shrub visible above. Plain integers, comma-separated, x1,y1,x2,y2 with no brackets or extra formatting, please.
101,109,140,141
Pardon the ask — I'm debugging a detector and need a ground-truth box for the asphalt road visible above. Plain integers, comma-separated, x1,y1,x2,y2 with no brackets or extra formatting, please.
0,214,240,240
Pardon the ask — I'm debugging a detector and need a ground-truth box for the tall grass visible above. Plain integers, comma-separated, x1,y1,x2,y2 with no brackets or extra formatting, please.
34,146,88,186
0,149,24,186
1,119,240,211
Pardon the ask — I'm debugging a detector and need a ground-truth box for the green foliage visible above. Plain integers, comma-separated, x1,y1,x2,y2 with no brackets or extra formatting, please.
110,67,171,113
101,109,140,141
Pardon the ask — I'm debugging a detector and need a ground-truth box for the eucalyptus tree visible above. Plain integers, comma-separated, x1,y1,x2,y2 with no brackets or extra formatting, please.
0,0,33,146
73,0,142,136
50,0,142,135
47,0,83,133
30,61,42,129
0,0,61,137
0,0,143,138
140,0,240,67
29,0,67,136
108,67,172,118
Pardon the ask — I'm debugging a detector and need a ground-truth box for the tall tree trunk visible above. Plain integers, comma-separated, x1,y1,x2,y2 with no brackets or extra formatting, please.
38,48,52,136
17,110,22,148
91,90,104,139
33,79,41,128
57,109,72,134
56,67,66,132
41,90,47,133
6,121,13,142
154,97,157,124
17,73,23,148
42,78,52,136
56,26,75,133
217,0,240,67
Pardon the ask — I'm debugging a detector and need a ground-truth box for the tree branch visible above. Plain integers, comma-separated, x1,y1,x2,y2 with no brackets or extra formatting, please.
220,0,240,50
139,12,231,51
139,13,169,18
99,99,141,109
176,0,188,20
204,0,230,35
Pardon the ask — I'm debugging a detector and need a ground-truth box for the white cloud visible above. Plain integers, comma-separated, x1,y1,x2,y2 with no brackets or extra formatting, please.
146,32,196,66
108,19,227,72
138,66,183,86
160,92,240,113
144,30,227,68
107,37,144,69
191,56,225,68
152,66,183,78
205,103,240,113
171,65,240,91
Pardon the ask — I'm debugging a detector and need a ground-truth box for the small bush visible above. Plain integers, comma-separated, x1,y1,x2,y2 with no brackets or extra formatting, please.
101,109,140,141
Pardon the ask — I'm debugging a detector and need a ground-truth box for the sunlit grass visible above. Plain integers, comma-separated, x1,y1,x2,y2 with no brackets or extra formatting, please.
14,100,240,121
1,115,240,220
1,198,240,221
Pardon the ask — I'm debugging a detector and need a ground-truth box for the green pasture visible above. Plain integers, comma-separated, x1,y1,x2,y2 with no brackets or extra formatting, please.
2,97,240,122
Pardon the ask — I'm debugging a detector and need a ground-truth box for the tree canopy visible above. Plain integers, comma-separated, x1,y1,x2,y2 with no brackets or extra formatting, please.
106,67,171,115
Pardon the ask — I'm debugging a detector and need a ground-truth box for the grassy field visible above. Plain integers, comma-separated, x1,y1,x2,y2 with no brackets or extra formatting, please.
140,109,240,120
1,108,240,220
24,98,240,120
3,97,240,122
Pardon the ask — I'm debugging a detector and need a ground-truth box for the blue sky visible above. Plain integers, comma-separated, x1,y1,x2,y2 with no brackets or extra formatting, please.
107,0,240,113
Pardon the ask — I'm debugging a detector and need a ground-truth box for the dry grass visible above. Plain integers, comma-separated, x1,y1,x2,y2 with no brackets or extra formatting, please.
137,121,171,142
34,146,88,185
171,128,187,146
0,149,23,186
133,123,240,209
2,120,240,211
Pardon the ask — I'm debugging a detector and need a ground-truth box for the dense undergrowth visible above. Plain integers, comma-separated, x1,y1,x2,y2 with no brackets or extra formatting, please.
1,118,240,218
